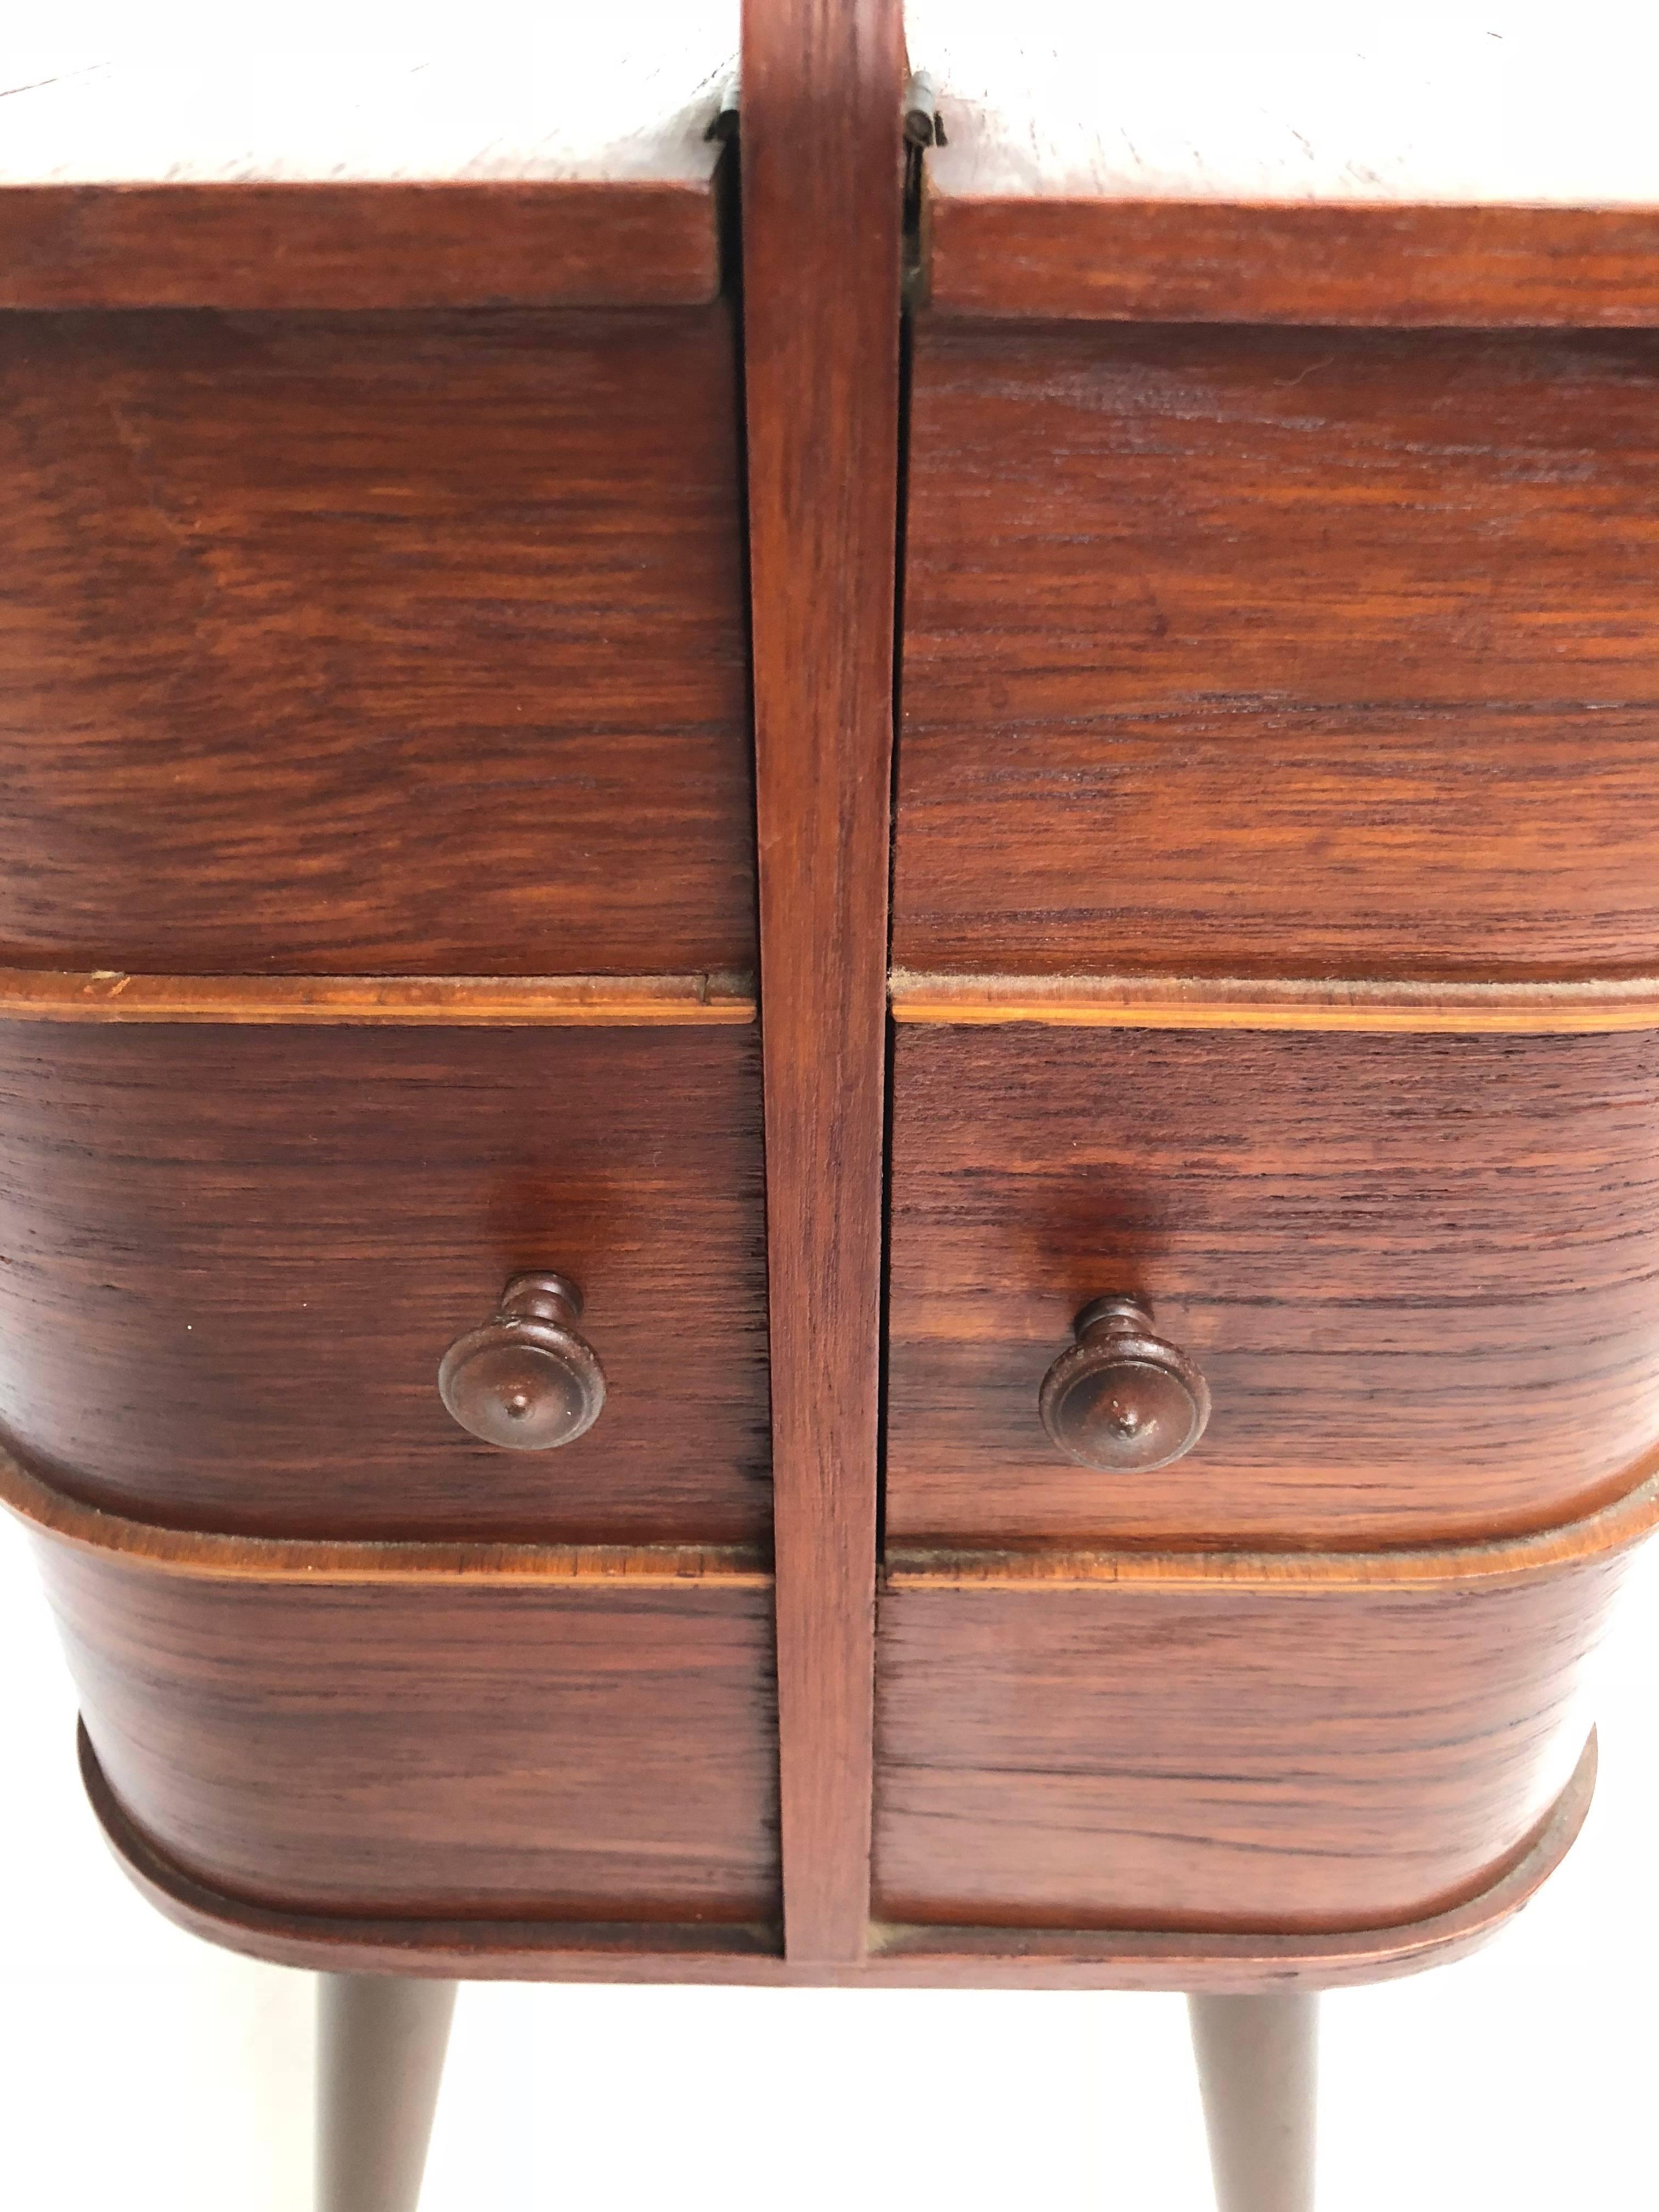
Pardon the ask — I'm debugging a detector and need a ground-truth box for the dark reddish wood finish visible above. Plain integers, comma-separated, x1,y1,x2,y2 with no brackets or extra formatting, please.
438,1273,607,1453
38,1543,778,1922
926,200,1659,326
873,1560,1623,1932
0,1023,770,1543
81,1720,1598,1991
886,1024,1659,1549
0,306,753,975
895,324,1659,981
0,181,724,311
1038,1294,1211,1475
3,40,1655,2029
741,0,905,1962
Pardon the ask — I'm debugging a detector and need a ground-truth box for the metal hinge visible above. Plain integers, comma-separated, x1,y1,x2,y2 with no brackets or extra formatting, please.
701,65,945,151
704,69,741,143
902,69,946,148
901,70,944,303
704,61,943,301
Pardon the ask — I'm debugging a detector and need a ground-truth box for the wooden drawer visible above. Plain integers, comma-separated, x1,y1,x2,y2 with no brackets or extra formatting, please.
0,1020,769,1542
36,1537,778,1923
886,1023,1659,1548
895,323,1659,980
0,304,752,975
874,1548,1625,1933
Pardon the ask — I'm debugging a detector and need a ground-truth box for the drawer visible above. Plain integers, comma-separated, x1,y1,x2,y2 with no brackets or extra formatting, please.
0,1020,769,1542
37,1537,778,1923
885,1023,1659,1548
873,1553,1618,1933
0,304,753,975
895,323,1659,979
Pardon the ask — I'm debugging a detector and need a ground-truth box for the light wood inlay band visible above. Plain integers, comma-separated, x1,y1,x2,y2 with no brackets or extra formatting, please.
7,1443,1655,1599
889,969,1659,1034
0,1449,770,1590
0,969,757,1026
884,1459,1659,1595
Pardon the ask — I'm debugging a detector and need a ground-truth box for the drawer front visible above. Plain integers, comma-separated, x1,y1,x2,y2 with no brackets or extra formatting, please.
0,1022,769,1542
896,323,1659,979
874,1563,1616,1933
0,305,752,975
887,1024,1659,1548
42,1543,778,1922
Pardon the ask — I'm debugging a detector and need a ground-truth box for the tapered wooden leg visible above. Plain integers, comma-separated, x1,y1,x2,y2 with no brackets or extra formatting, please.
1188,1991,1318,2212
317,1974,458,2212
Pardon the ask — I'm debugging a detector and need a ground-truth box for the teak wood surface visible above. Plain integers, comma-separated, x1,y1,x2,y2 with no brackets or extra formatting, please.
873,1562,1621,1932
0,1024,770,1544
912,25,1659,325
0,23,736,309
0,184,727,313
924,201,1659,328
896,324,1659,984
3,18,1658,2005
0,306,753,976
0,1449,771,1591
38,1540,780,1925
2,1434,1621,1993
886,1024,1659,1549
742,0,904,1964
78,1722,1599,1991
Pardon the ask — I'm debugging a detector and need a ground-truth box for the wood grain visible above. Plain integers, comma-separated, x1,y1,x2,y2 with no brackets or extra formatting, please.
0,24,736,309
910,26,1659,325
924,200,1659,326
896,325,1659,981
890,972,1659,1034
0,1023,770,1543
885,1460,1659,1594
82,1715,1597,1991
887,1025,1659,1549
873,1564,1625,1932
741,0,904,1963
0,306,753,975
0,1448,770,1590
38,1542,778,1922
0,970,754,1025
15,1437,1651,1601
0,184,726,312
6,21,1649,2017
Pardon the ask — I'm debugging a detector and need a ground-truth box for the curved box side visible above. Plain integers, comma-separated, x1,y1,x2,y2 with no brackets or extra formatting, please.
6,1451,1646,1973
874,1550,1634,1934
30,1532,781,1929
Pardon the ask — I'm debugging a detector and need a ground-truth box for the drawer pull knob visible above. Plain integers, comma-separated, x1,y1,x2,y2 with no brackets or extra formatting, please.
438,1273,606,1452
1039,1294,1210,1473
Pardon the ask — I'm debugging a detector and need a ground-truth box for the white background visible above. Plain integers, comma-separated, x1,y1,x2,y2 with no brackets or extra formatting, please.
2,1519,1656,2210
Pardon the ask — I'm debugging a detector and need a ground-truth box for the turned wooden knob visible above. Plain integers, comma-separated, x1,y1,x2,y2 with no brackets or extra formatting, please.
437,1273,605,1451
1039,1294,1210,1473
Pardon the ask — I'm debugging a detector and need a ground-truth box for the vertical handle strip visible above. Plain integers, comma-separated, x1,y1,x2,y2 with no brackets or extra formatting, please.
741,0,906,1962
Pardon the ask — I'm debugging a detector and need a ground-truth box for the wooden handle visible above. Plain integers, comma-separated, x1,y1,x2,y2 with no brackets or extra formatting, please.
1039,1294,1210,1474
437,1273,606,1452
